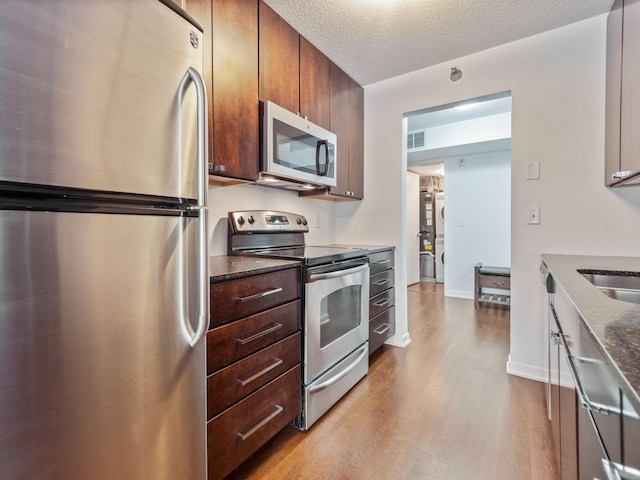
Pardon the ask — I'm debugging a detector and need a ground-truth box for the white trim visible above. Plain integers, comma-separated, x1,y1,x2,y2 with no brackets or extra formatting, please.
445,290,474,300
385,332,411,348
506,354,547,383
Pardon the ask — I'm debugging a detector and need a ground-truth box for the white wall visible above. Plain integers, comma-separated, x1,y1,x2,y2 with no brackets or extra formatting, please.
207,184,335,256
335,15,640,380
413,112,511,151
444,150,511,299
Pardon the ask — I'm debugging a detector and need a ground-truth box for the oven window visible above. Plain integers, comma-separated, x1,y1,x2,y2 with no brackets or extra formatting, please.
320,285,362,348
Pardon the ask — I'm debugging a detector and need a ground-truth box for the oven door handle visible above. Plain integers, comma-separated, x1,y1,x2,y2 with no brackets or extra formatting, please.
309,263,369,282
308,345,368,394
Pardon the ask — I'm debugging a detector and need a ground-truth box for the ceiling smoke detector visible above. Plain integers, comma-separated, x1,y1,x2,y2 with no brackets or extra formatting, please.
450,67,462,82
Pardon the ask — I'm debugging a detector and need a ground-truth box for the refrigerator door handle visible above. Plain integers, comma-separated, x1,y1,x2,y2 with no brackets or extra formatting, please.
180,67,209,348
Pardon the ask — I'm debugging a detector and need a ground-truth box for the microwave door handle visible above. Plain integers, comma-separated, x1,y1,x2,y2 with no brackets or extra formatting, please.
315,140,322,176
322,140,329,176
315,140,329,177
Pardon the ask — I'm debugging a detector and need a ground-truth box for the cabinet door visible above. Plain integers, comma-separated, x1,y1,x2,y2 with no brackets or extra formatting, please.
553,295,579,480
259,0,299,115
622,394,640,471
549,309,562,470
329,62,350,197
348,77,364,199
299,36,331,129
605,0,623,186
210,0,259,180
620,0,640,179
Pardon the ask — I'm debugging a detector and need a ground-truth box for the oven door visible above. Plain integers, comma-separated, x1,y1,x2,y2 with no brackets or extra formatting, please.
304,258,369,384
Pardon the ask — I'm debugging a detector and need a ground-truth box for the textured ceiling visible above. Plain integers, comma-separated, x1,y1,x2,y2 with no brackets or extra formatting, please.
264,0,613,86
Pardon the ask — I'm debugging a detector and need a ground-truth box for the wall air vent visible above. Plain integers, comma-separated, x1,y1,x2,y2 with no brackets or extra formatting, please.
407,130,425,150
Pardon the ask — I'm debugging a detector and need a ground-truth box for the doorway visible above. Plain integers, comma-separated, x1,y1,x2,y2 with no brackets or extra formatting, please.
404,91,512,299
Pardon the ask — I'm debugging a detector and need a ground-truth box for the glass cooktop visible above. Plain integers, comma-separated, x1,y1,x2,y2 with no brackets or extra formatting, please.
247,245,368,266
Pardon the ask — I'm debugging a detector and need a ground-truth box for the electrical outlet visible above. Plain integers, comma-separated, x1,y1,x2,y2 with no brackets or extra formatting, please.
457,217,464,226
528,207,540,225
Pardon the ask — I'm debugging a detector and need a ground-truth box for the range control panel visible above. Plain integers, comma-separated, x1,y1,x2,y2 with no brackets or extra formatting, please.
228,210,309,233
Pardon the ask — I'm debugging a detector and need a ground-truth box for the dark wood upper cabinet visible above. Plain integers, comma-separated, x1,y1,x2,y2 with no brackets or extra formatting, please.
299,36,331,130
329,62,350,197
259,1,299,115
619,0,640,182
605,0,624,186
209,0,260,181
348,76,364,199
606,0,640,186
327,64,364,199
300,61,364,201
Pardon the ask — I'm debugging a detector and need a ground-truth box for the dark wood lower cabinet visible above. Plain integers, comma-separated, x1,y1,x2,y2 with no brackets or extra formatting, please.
558,385,578,480
369,308,395,354
207,366,301,479
207,266,302,479
207,333,301,417
367,248,395,355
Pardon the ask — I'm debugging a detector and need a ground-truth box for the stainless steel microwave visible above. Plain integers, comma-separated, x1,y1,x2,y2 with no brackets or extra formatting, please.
258,101,337,190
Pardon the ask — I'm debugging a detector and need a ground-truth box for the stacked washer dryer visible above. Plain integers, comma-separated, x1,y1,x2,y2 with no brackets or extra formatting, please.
435,192,445,283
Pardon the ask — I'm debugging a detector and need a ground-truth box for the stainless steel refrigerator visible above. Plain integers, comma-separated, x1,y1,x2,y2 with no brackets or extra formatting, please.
0,1,209,478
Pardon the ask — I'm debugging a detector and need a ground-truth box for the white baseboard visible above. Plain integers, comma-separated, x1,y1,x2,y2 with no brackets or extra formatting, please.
385,332,411,348
445,290,474,300
506,354,547,383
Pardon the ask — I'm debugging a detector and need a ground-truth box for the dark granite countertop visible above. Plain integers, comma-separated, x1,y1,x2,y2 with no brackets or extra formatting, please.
209,255,301,283
542,254,640,413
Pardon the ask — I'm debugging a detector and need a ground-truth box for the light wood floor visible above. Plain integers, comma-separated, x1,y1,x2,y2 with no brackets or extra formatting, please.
226,282,559,479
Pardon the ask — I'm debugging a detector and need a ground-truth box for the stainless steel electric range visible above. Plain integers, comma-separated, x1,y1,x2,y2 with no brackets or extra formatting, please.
228,210,370,430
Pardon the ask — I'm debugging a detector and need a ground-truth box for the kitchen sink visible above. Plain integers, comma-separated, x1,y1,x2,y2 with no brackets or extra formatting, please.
579,270,640,305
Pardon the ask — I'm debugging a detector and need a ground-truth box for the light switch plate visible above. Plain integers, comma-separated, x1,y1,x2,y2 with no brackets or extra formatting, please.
528,207,540,225
527,161,540,180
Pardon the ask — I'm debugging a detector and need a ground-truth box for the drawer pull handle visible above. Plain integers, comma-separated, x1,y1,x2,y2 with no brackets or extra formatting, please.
236,323,283,345
237,358,284,386
237,404,284,441
374,279,391,286
308,345,368,394
493,281,506,286
373,323,391,335
602,459,640,480
373,298,391,307
376,259,392,264
238,287,283,303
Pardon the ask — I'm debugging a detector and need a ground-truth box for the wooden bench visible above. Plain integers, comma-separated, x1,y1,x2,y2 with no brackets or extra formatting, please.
474,263,511,308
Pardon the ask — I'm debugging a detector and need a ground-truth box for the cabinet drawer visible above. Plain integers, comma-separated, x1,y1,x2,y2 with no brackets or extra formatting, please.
207,300,300,373
369,308,395,355
369,287,394,319
207,365,301,480
370,269,394,297
369,249,394,275
210,267,301,327
479,274,510,290
207,333,301,417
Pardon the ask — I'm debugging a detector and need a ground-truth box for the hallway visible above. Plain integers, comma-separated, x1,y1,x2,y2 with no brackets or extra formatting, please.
226,283,558,479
